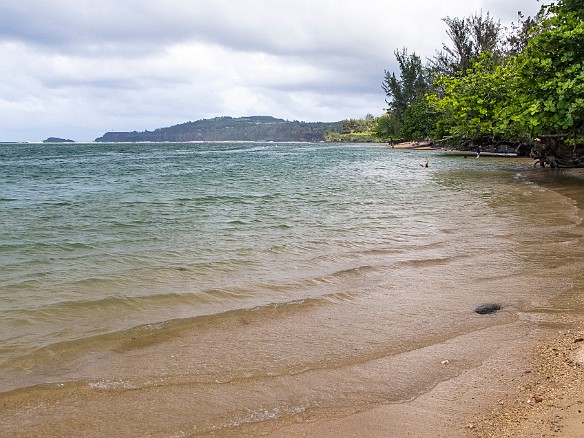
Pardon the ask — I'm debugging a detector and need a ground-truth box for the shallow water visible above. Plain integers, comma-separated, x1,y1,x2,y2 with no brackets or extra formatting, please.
1,142,583,436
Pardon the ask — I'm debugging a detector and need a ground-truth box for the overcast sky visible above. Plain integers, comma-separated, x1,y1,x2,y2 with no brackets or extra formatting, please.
1,0,541,142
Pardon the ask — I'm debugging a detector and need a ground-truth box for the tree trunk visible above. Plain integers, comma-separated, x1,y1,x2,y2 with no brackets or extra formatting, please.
530,137,584,168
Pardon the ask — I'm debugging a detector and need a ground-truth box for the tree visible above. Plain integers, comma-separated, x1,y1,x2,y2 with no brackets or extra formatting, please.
430,12,503,76
514,0,584,166
518,0,584,140
382,48,429,119
505,12,537,56
382,48,432,139
427,52,521,140
426,0,584,166
401,99,439,139
372,113,401,141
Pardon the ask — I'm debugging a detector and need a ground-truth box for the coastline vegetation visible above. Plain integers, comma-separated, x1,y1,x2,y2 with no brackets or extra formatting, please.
95,116,342,143
324,114,381,142
361,0,583,166
74,0,582,167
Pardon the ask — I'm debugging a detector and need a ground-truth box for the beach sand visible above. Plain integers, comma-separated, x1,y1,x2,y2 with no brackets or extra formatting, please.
466,331,584,438
264,329,583,438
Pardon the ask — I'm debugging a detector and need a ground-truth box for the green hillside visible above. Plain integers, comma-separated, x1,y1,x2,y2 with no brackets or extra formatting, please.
95,116,342,142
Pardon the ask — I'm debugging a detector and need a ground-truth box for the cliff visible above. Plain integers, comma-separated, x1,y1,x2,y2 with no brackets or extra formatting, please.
95,116,342,142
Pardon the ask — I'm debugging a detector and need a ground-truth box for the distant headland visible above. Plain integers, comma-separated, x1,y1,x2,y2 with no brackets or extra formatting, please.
94,116,342,142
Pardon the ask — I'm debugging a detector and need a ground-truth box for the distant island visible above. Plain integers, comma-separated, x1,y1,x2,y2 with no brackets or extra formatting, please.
95,116,342,142
43,137,74,143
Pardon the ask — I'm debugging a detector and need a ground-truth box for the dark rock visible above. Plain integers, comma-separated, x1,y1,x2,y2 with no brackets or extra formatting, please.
474,303,502,314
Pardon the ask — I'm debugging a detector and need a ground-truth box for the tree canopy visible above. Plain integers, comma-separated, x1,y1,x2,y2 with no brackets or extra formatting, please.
429,12,503,76
379,0,584,166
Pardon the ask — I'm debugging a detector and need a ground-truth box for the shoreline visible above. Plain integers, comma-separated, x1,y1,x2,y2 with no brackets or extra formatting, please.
389,141,520,157
1,145,582,437
262,326,584,438
468,330,584,437
269,169,584,438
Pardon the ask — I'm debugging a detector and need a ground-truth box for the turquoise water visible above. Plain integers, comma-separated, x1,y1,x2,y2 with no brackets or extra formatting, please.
1,142,583,435
0,142,468,356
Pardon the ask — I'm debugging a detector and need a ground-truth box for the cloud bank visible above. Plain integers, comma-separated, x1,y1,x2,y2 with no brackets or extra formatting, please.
0,0,541,141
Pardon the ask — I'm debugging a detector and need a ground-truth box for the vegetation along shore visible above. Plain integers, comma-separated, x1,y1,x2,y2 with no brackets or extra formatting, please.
59,0,583,168
331,0,583,168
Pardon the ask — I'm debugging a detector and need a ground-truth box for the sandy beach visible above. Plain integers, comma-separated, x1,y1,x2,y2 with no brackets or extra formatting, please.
247,327,584,438
2,143,583,437
469,330,584,437
260,328,584,438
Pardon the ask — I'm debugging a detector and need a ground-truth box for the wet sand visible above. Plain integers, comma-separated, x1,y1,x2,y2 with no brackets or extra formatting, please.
257,166,584,437
2,150,582,437
284,339,582,438
264,325,584,438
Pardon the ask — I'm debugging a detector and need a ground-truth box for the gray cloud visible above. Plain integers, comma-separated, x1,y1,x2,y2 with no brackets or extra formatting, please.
0,0,541,141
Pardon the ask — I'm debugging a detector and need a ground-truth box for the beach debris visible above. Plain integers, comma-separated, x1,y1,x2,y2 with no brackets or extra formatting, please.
474,303,502,314
441,359,450,365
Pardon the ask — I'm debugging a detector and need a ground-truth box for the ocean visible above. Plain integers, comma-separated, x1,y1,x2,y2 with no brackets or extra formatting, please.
1,141,583,436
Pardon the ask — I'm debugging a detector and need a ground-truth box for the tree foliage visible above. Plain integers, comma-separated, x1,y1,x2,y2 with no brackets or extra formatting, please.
427,53,521,139
430,12,503,76
517,0,584,140
378,0,583,164
381,49,432,139
382,49,429,117
505,12,537,56
424,0,584,161
326,114,384,142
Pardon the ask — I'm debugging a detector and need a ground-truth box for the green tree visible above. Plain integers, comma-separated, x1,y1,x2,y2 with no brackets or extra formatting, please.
426,1,584,165
516,0,584,140
382,48,432,139
382,48,429,119
427,53,522,140
372,113,401,141
430,12,503,76
505,12,537,56
401,99,439,139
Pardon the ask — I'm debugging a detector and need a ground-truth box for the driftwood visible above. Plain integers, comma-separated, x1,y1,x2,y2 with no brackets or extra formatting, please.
436,135,527,155
435,133,584,166
530,137,584,168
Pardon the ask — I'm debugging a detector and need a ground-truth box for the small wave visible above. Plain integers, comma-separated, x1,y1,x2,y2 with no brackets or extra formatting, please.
41,200,73,207
355,247,402,256
327,265,378,279
395,255,465,268
227,404,306,428
323,291,360,303
88,379,138,391
204,145,272,154
226,219,249,225
6,289,254,319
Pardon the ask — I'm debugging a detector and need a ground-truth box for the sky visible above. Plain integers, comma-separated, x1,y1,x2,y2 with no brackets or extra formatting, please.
0,0,541,142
